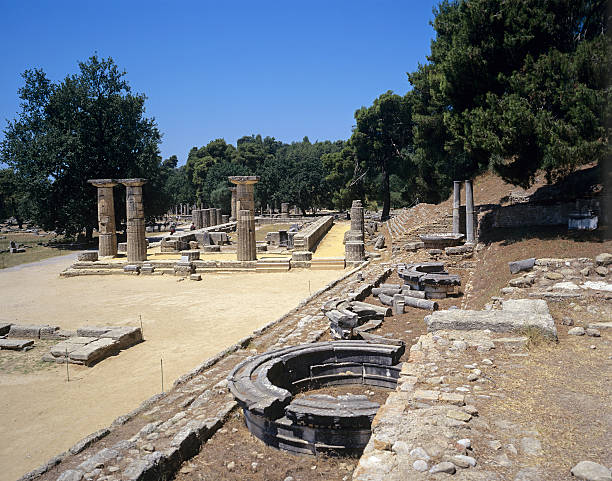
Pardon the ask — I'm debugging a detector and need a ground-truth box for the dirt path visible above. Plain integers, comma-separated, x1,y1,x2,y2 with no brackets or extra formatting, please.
0,254,342,481
313,221,350,258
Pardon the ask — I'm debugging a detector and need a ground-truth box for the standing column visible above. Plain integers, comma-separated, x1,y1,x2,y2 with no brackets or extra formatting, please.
229,176,259,213
281,203,289,217
237,209,256,260
350,200,365,239
202,209,210,228
192,209,202,229
121,178,148,262
88,179,118,257
216,208,222,225
229,187,237,221
452,181,462,234
465,179,475,243
229,176,260,261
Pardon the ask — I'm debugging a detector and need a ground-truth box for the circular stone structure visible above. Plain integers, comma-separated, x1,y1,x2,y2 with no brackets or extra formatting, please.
228,340,404,455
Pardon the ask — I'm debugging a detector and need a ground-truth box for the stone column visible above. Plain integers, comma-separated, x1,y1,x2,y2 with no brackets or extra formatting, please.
453,181,462,234
229,187,237,221
88,179,118,257
281,203,289,217
350,200,365,238
202,209,210,228
346,199,366,262
216,208,222,225
465,179,475,243
229,176,259,261
121,179,147,262
229,176,260,214
237,209,256,261
193,209,202,229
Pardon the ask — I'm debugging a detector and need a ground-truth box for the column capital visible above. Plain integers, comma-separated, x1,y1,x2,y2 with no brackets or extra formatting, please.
119,178,147,187
88,179,118,188
228,175,260,185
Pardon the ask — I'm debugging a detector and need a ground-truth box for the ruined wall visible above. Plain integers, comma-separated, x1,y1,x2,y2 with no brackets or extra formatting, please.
293,216,334,251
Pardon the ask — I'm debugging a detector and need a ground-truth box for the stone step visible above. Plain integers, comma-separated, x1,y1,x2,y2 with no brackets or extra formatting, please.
310,258,346,270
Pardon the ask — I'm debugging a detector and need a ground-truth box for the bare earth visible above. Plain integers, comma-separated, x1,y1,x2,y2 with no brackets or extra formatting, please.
0,254,344,481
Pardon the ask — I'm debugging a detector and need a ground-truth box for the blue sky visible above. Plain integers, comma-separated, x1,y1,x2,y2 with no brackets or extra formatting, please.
0,1,438,164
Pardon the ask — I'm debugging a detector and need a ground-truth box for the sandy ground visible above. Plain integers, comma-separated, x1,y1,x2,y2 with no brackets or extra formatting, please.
0,254,343,481
312,221,350,258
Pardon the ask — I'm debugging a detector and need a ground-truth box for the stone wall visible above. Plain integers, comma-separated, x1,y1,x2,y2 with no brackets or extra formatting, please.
292,215,333,252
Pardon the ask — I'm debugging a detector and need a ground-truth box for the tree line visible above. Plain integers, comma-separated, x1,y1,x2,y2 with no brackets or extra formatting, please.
1,0,607,236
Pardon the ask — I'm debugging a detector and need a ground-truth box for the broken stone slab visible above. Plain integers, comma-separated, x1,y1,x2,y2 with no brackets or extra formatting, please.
0,339,34,350
76,326,113,337
570,460,611,481
378,293,394,306
69,338,120,365
508,257,536,274
350,301,392,317
180,250,200,261
371,287,401,297
77,252,98,262
100,327,143,350
595,253,612,266
190,273,202,281
49,337,97,357
445,245,474,256
424,299,557,339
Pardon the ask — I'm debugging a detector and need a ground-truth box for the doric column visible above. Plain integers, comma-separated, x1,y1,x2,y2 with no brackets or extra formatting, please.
229,187,237,221
350,200,365,237
201,209,210,228
193,209,202,229
216,208,222,225
237,209,256,261
88,179,118,257
229,176,259,213
465,179,475,243
121,178,147,262
281,203,289,216
229,176,259,261
453,181,462,234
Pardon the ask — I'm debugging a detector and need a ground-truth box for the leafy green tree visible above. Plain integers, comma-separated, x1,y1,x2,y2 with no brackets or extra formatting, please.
351,91,414,219
0,168,31,227
410,0,608,189
1,55,167,237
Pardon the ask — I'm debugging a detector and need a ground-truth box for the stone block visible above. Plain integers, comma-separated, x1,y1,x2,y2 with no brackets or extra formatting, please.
8,324,47,339
123,264,140,274
180,250,200,261
117,242,127,253
0,339,34,350
70,338,120,365
174,262,195,276
508,257,536,274
190,274,202,281
100,327,143,350
77,327,113,337
202,245,221,252
39,326,60,339
78,252,99,261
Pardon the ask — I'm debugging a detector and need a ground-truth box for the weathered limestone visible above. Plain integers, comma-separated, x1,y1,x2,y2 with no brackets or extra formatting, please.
293,216,333,251
228,176,259,213
237,209,256,261
424,299,558,339
88,180,118,257
452,180,461,234
228,340,404,455
229,187,237,221
192,209,203,229
465,179,475,243
281,202,290,216
202,209,211,228
346,200,367,263
121,179,147,262
346,241,366,263
215,208,222,226
230,176,259,261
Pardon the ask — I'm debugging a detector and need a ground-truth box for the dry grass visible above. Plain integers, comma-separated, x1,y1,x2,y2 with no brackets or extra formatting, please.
0,232,66,270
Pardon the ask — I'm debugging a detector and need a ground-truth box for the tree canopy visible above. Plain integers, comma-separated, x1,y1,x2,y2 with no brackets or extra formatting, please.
1,55,167,237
